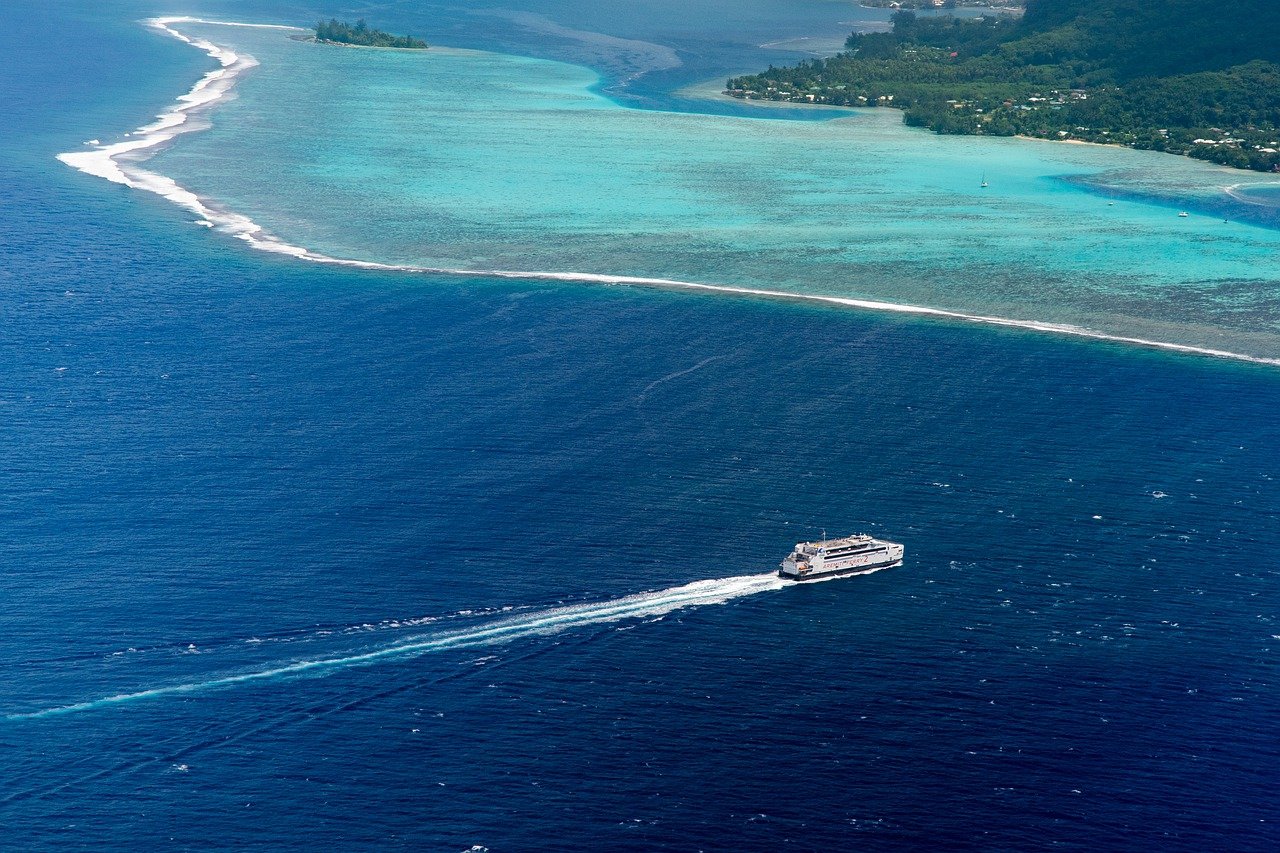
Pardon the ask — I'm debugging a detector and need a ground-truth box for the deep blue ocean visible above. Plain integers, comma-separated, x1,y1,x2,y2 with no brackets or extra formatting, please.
3,1,1279,849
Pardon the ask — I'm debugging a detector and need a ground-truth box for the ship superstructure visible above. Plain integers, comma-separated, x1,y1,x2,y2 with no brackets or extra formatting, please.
779,533,904,581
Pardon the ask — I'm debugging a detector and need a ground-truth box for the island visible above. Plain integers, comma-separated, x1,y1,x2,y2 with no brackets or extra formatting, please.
314,19,428,50
727,0,1280,172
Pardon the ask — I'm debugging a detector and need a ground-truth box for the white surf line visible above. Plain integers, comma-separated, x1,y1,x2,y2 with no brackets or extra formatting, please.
56,18,300,190
8,573,786,720
1224,181,1280,206
57,18,1280,370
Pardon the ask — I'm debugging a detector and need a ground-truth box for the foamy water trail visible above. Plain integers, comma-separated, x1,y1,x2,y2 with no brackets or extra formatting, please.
9,572,789,719
56,19,1280,368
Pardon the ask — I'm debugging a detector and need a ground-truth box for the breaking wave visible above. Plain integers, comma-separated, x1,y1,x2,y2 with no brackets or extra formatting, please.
56,18,1280,368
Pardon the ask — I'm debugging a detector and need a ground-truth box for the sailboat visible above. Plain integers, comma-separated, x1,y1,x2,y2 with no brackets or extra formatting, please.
980,172,988,188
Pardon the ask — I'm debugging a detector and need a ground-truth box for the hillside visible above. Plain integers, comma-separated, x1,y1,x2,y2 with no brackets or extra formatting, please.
726,0,1280,171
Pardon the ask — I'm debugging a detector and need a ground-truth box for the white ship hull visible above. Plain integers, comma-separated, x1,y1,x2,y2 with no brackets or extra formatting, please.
779,535,904,582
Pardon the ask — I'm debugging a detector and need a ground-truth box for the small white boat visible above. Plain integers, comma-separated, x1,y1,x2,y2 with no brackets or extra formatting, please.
1178,211,1189,217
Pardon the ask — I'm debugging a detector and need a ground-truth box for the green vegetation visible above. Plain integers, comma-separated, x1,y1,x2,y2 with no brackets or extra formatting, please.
314,19,427,50
726,1,1280,171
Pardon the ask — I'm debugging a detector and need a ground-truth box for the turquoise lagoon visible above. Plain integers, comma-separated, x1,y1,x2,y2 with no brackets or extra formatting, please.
115,21,1280,360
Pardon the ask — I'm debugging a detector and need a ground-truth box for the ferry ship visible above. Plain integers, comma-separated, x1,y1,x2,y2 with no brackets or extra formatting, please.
779,533,904,581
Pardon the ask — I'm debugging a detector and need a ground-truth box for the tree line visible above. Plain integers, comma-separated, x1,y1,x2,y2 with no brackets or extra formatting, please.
314,19,427,50
726,1,1280,172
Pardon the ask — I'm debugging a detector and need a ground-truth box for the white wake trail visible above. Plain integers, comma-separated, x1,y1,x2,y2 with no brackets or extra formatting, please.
8,573,787,720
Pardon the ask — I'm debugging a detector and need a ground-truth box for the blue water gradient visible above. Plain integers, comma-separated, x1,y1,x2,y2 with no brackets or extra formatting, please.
3,1,1279,849
110,17,1280,361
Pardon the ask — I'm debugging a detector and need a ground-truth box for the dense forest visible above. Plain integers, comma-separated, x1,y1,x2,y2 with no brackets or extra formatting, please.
314,19,427,49
727,0,1280,171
